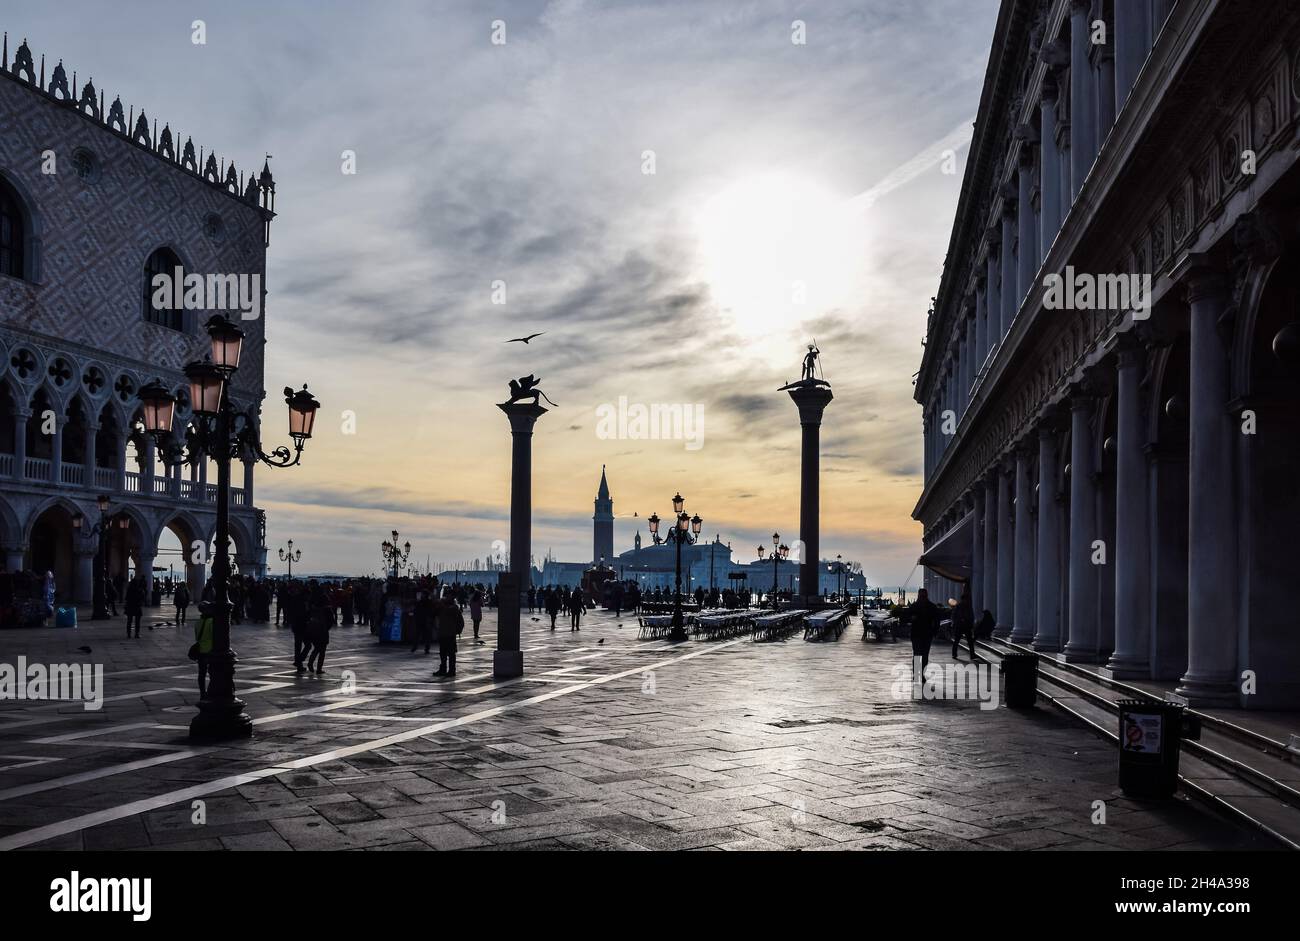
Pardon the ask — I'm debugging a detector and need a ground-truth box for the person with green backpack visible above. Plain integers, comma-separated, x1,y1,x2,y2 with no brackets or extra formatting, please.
191,601,215,698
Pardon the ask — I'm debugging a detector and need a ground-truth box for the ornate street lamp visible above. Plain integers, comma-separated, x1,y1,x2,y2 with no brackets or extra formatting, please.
381,529,412,578
83,493,125,620
139,314,319,740
757,532,789,608
649,494,702,641
279,539,302,579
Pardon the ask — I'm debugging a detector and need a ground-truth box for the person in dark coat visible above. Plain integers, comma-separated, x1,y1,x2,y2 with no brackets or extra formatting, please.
951,586,979,661
908,588,940,681
173,581,191,627
545,588,561,631
304,584,333,674
411,589,435,655
568,587,584,631
976,609,996,640
434,594,463,677
124,575,146,638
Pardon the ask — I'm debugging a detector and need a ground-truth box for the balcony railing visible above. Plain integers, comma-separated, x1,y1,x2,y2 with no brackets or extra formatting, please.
0,455,250,508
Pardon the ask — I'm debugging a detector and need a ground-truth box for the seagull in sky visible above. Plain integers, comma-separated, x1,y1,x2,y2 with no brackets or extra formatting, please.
506,332,545,344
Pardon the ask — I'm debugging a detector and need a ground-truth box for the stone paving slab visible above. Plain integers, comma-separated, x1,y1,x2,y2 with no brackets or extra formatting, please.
0,605,1273,851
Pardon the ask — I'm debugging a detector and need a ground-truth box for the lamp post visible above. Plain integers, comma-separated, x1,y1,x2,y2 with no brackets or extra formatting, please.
279,540,301,579
708,532,719,596
756,532,789,608
139,314,319,741
79,494,125,620
836,554,844,602
381,530,411,578
647,491,702,642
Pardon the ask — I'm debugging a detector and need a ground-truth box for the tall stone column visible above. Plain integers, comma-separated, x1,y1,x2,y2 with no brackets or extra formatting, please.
1114,0,1151,112
1070,0,1098,197
974,278,988,373
1065,393,1099,661
83,422,98,483
1000,203,1018,337
1038,82,1061,258
995,461,1015,637
496,399,547,678
787,382,833,607
1017,147,1038,300
986,234,1001,353
1095,38,1116,138
143,436,156,495
1174,259,1238,705
971,484,985,618
12,407,29,480
1107,340,1151,676
1034,423,1063,651
50,418,63,484
74,545,95,604
982,471,998,621
1011,444,1037,643
242,457,255,506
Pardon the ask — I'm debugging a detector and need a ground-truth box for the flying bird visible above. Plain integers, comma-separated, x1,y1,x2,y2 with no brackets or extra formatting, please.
506,333,545,344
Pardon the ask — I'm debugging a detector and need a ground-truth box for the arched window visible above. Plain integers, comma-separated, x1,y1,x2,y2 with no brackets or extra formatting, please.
0,175,27,280
143,247,184,331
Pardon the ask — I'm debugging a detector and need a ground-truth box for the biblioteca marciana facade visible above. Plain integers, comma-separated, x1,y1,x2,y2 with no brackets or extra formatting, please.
914,0,1300,709
0,34,275,602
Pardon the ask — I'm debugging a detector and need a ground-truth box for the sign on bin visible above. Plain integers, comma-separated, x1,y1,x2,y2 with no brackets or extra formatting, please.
1122,710,1162,753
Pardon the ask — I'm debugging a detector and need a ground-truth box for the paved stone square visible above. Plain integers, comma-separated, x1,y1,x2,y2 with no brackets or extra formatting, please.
0,607,1266,851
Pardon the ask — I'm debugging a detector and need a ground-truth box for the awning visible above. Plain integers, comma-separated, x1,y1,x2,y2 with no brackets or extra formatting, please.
917,510,974,583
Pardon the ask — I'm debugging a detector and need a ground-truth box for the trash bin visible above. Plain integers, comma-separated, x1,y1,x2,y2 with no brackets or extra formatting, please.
1001,653,1038,709
1118,699,1200,798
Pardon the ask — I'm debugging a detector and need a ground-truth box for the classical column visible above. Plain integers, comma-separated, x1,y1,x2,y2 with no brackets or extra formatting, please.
1114,0,1151,112
83,422,98,483
982,471,998,621
242,457,255,506
1011,444,1037,643
788,381,834,607
1034,423,1063,651
74,545,95,603
995,461,1015,637
1039,81,1062,259
1000,203,1018,336
1095,30,1116,139
1174,259,1238,705
50,417,63,484
1106,340,1152,676
1017,147,1038,300
1064,393,1099,661
1070,0,1098,197
171,458,182,500
142,436,156,495
115,428,127,491
138,552,156,597
198,448,208,500
986,232,1002,353
12,407,29,479
496,399,548,677
974,277,988,373
971,484,985,618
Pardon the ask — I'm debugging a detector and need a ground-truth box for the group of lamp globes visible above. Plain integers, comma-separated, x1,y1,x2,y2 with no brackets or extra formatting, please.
134,313,320,740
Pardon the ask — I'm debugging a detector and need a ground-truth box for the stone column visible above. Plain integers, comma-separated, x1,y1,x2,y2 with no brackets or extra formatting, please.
1107,340,1151,676
83,422,98,485
496,400,547,676
50,417,63,484
198,449,208,500
971,484,985,618
1065,393,1099,661
12,407,29,479
1114,0,1151,113
995,462,1015,637
982,471,998,622
142,436,156,495
1039,82,1061,258
788,382,834,607
115,428,127,491
74,545,95,604
1011,444,1037,643
138,552,156,597
1070,0,1098,197
1174,259,1238,705
1017,147,1037,300
1000,203,1018,336
986,234,1001,353
242,457,255,506
1034,423,1063,651
975,278,988,374
1095,34,1116,139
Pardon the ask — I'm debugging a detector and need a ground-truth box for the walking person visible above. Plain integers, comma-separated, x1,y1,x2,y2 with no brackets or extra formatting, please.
105,576,119,617
434,592,464,677
411,588,434,655
568,586,584,632
125,574,145,638
544,588,560,630
469,588,483,641
193,601,214,698
305,584,333,674
951,586,979,661
909,588,940,684
173,580,191,628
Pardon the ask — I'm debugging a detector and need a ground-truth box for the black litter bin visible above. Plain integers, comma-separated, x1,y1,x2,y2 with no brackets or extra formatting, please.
1118,699,1200,798
1001,653,1038,709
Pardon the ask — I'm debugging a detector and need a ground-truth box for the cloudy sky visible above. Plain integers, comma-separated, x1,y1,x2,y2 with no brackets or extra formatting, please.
14,0,1000,585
